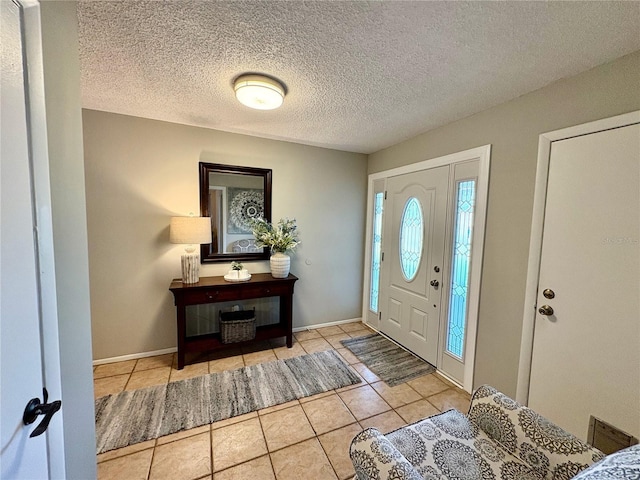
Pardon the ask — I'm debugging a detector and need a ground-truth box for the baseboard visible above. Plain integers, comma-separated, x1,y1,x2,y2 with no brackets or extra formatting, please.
292,317,363,332
93,347,177,366
361,320,380,334
93,318,363,366
434,370,466,392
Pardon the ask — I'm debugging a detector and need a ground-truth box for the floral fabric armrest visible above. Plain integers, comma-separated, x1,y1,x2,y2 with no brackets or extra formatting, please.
350,428,422,480
468,385,605,480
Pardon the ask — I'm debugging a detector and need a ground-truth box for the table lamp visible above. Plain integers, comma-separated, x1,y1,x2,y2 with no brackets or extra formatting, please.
170,216,212,283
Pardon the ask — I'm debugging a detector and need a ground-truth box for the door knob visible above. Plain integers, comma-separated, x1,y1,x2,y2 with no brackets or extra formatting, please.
538,305,554,316
430,279,439,288
23,388,62,438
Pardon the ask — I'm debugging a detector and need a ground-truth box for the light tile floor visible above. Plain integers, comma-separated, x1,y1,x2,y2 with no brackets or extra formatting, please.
95,322,471,480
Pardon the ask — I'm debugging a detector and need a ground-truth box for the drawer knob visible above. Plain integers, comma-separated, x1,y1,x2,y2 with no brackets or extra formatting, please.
206,291,218,299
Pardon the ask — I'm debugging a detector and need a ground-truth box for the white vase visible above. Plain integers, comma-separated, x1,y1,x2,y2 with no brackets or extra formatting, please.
270,252,290,278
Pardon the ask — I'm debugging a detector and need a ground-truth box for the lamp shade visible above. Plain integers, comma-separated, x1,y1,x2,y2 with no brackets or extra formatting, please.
170,217,212,244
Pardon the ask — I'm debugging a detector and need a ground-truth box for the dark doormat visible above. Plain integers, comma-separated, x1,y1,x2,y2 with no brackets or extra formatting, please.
341,333,435,387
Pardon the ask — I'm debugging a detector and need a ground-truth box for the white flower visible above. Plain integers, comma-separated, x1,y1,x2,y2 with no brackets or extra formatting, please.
250,218,300,254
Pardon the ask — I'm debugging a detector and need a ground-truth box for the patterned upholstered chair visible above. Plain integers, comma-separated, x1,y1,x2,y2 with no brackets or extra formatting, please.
231,238,261,253
570,443,640,479
350,385,610,480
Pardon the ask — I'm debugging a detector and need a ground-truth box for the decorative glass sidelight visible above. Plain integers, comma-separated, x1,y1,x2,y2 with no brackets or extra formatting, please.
399,197,424,281
369,192,384,312
446,180,476,359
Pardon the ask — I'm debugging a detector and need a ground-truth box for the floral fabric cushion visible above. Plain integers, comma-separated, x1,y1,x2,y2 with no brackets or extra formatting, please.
351,409,542,480
571,444,640,479
388,409,541,480
468,385,605,480
350,428,422,480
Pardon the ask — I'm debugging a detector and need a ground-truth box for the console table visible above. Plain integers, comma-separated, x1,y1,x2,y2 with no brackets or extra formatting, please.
169,273,298,369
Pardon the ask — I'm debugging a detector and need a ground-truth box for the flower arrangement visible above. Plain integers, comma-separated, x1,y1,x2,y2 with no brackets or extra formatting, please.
250,218,300,254
231,261,243,271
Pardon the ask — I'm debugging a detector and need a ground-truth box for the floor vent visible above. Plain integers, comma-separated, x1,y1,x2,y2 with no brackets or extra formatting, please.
588,416,638,454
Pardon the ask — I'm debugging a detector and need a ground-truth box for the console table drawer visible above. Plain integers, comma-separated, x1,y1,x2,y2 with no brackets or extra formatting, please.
175,288,239,305
174,282,292,305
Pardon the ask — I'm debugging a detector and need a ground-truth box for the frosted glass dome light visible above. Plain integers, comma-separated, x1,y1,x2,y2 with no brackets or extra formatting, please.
234,74,285,110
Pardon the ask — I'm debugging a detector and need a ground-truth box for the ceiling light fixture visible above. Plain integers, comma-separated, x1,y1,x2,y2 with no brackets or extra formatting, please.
234,74,285,110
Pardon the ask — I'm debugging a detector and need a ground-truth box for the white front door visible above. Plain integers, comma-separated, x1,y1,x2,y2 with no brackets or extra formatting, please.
1,1,63,477
379,166,449,365
527,119,640,440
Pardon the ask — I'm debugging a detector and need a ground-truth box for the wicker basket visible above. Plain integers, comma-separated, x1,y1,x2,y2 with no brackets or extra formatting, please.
219,309,256,344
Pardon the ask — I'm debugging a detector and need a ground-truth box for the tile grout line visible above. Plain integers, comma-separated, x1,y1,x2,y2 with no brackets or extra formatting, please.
255,405,278,479
145,436,157,480
209,423,214,480
121,361,136,392
296,390,347,479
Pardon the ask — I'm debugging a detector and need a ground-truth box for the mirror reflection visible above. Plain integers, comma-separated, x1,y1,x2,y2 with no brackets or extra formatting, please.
199,163,272,262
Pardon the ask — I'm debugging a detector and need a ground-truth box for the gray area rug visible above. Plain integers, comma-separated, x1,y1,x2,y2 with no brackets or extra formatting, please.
95,350,360,454
340,333,435,387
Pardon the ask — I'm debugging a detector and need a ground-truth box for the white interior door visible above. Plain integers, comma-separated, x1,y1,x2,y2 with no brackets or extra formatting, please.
379,166,449,365
1,1,64,477
528,121,640,441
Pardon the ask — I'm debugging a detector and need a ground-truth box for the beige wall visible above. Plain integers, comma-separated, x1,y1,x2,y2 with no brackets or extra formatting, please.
369,51,640,396
82,111,367,360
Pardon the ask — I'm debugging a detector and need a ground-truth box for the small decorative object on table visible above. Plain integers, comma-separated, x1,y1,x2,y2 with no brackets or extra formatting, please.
219,308,256,343
250,217,300,278
224,261,251,282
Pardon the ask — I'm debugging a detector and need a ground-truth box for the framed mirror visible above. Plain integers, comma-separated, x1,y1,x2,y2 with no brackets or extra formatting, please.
199,162,272,263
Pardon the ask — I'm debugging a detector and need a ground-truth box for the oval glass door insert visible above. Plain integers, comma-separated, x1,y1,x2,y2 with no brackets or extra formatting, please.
399,197,424,281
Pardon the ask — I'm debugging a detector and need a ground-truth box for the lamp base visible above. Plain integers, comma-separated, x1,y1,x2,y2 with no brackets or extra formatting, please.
181,252,200,284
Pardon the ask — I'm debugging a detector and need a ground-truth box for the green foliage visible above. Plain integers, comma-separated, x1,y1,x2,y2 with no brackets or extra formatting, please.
231,261,243,271
250,217,300,254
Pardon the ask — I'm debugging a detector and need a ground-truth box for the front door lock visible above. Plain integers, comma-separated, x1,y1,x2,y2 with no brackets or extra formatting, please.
430,279,439,288
23,388,61,438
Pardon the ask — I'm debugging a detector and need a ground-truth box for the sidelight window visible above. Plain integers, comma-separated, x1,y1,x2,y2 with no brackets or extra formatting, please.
369,192,384,312
446,180,476,359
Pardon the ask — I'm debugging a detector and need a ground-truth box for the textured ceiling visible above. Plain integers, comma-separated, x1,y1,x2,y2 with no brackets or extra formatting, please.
77,1,640,154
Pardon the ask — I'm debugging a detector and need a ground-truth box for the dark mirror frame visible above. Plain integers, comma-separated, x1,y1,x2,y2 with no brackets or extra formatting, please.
199,162,272,263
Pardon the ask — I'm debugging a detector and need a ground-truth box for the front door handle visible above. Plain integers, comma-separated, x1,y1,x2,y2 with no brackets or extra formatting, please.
538,305,554,316
430,279,439,288
23,388,62,438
